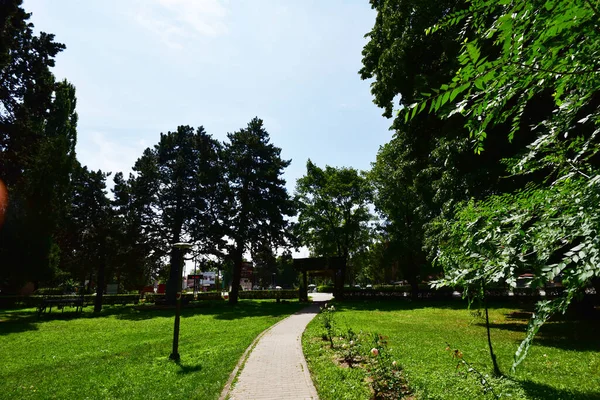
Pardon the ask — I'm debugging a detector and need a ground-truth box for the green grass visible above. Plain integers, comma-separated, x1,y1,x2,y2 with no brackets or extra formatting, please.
0,300,305,399
302,300,600,400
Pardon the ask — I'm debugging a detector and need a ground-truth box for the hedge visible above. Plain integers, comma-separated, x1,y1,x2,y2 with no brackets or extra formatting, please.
0,294,141,309
34,288,65,295
184,292,223,301
143,292,224,304
237,289,298,300
342,289,455,300
317,285,334,293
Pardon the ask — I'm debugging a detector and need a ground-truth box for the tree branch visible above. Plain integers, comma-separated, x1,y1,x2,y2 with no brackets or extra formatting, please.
508,61,600,76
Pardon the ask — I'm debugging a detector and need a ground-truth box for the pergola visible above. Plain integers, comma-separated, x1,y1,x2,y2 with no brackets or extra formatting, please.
293,256,345,301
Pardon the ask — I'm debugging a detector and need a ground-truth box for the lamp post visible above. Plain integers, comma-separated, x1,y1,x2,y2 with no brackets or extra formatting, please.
170,242,192,361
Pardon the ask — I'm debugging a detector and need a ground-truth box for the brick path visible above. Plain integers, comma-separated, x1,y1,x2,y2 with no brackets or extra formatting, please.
224,296,331,400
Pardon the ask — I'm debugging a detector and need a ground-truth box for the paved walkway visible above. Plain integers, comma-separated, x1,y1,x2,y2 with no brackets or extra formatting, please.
224,293,333,400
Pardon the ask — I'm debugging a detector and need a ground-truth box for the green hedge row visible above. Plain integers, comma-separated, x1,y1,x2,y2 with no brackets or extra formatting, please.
342,289,455,300
143,292,224,303
237,289,298,299
34,288,67,295
316,284,431,293
0,294,141,308
316,285,334,293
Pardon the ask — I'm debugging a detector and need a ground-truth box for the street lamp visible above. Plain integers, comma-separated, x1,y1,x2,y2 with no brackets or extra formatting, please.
170,242,192,362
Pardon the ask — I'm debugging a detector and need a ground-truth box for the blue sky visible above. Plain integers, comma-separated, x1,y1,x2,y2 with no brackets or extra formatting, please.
24,0,393,194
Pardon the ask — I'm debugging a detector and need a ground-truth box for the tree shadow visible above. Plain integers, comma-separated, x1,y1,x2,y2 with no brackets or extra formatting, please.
0,319,39,335
188,300,308,321
0,300,308,333
329,299,471,313
477,313,600,352
517,378,600,400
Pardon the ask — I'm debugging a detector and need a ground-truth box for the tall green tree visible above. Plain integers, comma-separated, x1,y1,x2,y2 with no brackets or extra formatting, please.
295,160,374,296
60,164,112,312
407,0,600,370
360,0,482,290
0,0,77,290
110,172,160,290
361,0,546,293
369,136,430,296
131,126,224,303
224,117,295,304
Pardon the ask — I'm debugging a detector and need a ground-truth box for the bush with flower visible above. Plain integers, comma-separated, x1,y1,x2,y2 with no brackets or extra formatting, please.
320,303,336,348
367,333,409,398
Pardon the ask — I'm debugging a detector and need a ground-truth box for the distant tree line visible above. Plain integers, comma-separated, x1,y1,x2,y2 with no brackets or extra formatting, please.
0,1,295,307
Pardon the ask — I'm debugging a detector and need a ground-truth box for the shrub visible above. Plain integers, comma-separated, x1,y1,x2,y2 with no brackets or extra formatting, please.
317,285,334,293
367,333,409,398
182,292,223,301
236,289,298,300
143,293,165,303
34,288,64,295
101,294,140,306
339,327,363,367
320,304,336,348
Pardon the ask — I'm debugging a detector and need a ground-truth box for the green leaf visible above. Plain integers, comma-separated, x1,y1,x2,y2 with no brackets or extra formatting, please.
466,43,480,64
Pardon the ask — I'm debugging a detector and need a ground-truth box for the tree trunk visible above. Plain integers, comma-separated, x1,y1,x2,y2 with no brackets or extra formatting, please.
484,295,502,376
94,239,106,313
406,253,419,300
167,247,181,305
336,253,348,300
229,246,243,305
409,276,419,300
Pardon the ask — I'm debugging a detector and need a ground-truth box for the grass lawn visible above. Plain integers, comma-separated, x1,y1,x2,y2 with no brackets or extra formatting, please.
302,300,600,399
0,300,305,399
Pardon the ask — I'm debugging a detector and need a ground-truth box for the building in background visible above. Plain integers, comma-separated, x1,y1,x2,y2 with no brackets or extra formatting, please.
240,262,253,291
186,271,219,292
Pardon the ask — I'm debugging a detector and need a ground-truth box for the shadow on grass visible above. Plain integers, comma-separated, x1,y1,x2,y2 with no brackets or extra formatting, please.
327,299,600,353
185,300,310,321
478,319,600,352
0,300,309,334
516,378,600,400
330,299,471,313
175,360,203,375
0,319,38,335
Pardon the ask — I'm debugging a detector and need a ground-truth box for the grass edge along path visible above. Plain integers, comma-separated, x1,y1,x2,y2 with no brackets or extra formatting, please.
0,300,306,400
302,300,600,400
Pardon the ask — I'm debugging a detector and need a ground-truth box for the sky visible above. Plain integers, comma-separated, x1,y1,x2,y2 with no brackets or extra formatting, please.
23,0,395,265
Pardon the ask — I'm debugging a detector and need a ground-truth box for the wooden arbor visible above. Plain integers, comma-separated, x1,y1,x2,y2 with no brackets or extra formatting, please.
293,257,345,301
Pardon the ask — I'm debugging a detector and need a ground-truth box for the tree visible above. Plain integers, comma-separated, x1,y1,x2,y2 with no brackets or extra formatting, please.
110,172,160,290
407,0,600,371
223,117,295,304
251,242,278,289
369,136,431,296
360,0,503,295
130,126,224,303
61,163,112,312
295,160,374,296
0,0,77,289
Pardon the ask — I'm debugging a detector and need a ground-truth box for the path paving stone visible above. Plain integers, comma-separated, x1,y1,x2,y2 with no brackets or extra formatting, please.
226,294,333,400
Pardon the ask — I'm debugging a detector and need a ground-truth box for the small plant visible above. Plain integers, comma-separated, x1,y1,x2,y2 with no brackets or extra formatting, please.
320,303,336,348
367,333,409,399
445,342,499,399
339,327,362,367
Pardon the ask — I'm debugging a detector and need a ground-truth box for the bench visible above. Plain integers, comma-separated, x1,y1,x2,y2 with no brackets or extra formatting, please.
37,296,85,316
